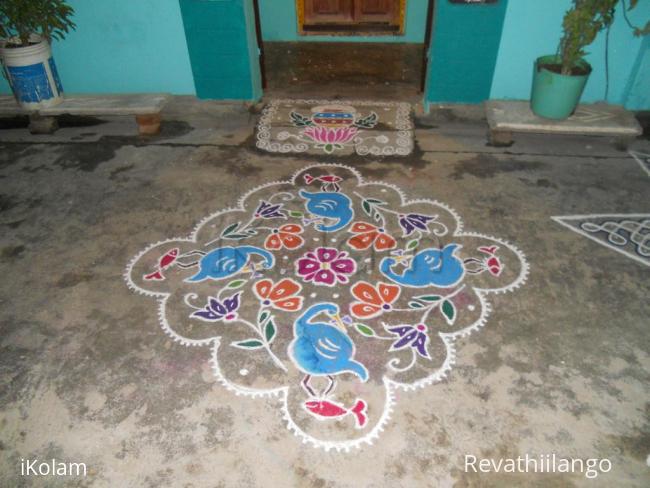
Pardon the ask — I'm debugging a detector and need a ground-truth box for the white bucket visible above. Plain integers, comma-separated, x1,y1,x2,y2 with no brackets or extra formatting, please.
0,35,64,110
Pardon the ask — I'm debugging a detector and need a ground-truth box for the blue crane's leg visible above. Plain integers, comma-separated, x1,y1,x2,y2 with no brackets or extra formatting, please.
323,375,335,397
302,375,316,397
176,250,206,268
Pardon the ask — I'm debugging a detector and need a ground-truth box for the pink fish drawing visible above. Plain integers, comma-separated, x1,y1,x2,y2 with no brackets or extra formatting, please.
478,245,498,256
143,248,179,281
485,256,502,276
304,398,368,429
304,173,343,192
478,246,502,276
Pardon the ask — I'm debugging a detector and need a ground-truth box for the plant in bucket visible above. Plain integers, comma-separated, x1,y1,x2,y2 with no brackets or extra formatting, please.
531,0,649,120
0,0,76,109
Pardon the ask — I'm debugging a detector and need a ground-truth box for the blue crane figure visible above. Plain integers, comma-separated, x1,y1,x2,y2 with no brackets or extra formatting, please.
299,190,353,232
179,246,274,283
289,303,369,397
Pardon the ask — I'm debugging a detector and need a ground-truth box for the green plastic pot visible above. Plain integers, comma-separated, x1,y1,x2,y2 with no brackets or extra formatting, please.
530,55,592,120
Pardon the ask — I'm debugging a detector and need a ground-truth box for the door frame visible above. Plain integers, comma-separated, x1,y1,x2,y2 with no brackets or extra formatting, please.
251,0,436,95
252,0,267,89
420,0,435,92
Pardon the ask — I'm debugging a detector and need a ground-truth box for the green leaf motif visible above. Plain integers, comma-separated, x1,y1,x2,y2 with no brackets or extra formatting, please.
355,323,375,337
226,279,246,289
231,339,264,350
289,210,304,218
265,320,276,342
290,111,313,127
441,300,456,325
415,295,442,303
361,198,387,223
221,222,239,237
362,200,372,217
354,112,378,129
221,222,250,240
407,239,419,250
258,310,270,325
408,301,425,309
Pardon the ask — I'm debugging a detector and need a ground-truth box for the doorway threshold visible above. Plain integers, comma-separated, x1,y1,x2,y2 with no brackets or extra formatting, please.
263,42,423,102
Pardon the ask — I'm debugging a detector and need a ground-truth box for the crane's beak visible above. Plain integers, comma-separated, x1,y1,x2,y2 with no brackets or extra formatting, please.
241,260,259,274
328,313,347,332
393,254,412,266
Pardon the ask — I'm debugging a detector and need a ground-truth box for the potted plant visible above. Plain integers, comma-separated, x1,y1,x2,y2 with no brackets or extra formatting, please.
0,0,75,109
531,0,648,120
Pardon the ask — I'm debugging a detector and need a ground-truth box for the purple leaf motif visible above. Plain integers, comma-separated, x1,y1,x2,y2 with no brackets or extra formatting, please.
191,293,241,322
255,201,286,219
387,324,431,359
398,213,435,236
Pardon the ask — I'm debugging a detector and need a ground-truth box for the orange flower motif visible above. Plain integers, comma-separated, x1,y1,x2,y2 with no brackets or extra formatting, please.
350,281,401,319
265,224,304,250
254,278,304,312
347,222,396,251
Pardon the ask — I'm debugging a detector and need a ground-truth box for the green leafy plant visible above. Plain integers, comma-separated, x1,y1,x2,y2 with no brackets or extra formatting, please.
0,0,75,47
558,0,649,75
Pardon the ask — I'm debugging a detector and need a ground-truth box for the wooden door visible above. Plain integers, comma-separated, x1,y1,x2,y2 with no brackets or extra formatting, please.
303,0,400,28
305,0,354,25
355,0,398,25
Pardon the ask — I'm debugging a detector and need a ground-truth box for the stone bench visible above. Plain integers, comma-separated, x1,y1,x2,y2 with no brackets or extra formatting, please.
485,100,643,148
0,93,171,135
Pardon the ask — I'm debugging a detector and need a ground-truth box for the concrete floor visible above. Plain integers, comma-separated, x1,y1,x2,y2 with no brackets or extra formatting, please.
0,97,649,487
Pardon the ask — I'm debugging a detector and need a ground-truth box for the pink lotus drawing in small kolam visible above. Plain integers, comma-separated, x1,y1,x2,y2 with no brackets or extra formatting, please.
302,126,359,154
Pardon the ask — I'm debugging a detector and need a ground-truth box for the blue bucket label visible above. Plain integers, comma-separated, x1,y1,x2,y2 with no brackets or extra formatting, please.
7,62,54,103
48,57,63,95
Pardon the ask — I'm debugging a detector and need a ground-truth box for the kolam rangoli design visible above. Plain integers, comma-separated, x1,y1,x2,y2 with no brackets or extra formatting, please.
125,164,529,451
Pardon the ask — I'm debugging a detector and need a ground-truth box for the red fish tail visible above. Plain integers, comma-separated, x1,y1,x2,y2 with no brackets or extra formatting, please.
479,245,498,256
304,174,315,184
351,399,367,428
143,270,164,281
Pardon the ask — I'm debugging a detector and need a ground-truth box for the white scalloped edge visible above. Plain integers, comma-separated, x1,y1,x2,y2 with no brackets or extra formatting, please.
124,162,530,451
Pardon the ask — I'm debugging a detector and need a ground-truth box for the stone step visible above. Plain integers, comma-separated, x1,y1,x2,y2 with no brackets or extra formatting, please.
0,94,171,134
485,100,642,147
0,93,170,116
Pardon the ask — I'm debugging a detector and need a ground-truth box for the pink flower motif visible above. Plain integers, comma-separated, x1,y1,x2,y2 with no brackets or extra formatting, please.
296,247,356,287
303,126,359,154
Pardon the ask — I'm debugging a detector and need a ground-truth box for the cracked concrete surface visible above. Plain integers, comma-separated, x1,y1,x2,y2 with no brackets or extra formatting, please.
0,97,649,487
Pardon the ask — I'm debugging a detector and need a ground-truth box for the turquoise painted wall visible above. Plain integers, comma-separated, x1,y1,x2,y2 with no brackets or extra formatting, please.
624,36,650,109
0,0,195,95
179,0,261,100
259,0,427,43
425,0,508,105
490,0,650,110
